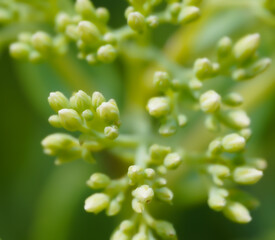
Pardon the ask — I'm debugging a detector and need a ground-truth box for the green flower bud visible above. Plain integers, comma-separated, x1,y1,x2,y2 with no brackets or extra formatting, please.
233,33,260,63
153,220,177,240
48,115,62,128
29,50,43,63
128,165,144,184
133,233,148,240
232,68,247,81
199,90,221,113
0,8,12,23
217,36,232,58
147,15,159,28
208,139,222,155
119,220,135,233
194,58,213,80
249,58,271,76
208,164,230,186
127,12,146,32
96,100,120,124
177,114,188,127
75,0,96,18
132,198,144,213
157,166,168,176
55,12,71,32
48,91,70,112
233,167,263,185
222,133,246,153
178,6,200,24
132,185,154,203
103,33,117,45
31,31,52,53
96,7,110,23
189,78,202,90
153,71,170,91
111,230,130,240
97,44,117,63
208,187,229,211
223,92,243,106
227,110,250,129
169,3,181,17
82,109,94,121
155,187,173,203
86,173,111,189
240,128,252,140
66,25,79,40
125,6,134,18
144,168,156,179
106,199,121,216
58,109,83,131
18,32,32,44
82,148,95,163
104,125,119,140
159,118,177,136
86,53,97,65
205,115,220,132
223,202,251,224
84,193,110,214
164,152,182,169
70,90,92,112
147,97,170,118
248,158,267,170
154,177,167,188
77,21,101,45
149,144,171,164
9,42,30,59
92,91,106,109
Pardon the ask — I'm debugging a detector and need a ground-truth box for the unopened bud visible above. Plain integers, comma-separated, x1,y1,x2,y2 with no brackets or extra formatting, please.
58,109,83,131
104,125,119,140
111,230,129,240
91,91,105,109
97,100,120,124
31,31,52,53
9,42,30,59
144,168,156,179
155,187,173,203
208,139,222,155
149,144,171,164
159,118,177,136
119,220,134,233
223,92,243,106
55,12,71,32
82,109,94,121
227,110,250,129
48,115,62,128
147,97,170,118
97,44,117,63
233,167,263,185
132,198,144,213
133,233,148,240
77,21,101,45
153,220,177,240
178,6,200,24
217,36,232,57
189,78,202,90
208,187,229,211
223,202,252,224
222,133,246,152
194,58,213,80
48,91,70,112
132,185,154,203
75,0,95,18
84,193,110,214
164,152,182,169
70,90,92,112
106,199,121,216
208,164,230,186
86,173,111,189
200,90,221,113
128,165,144,184
127,12,146,32
147,15,159,28
96,7,110,23
153,71,170,91
177,114,188,127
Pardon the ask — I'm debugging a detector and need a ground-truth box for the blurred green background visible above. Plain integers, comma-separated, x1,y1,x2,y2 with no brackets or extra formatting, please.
0,1,275,239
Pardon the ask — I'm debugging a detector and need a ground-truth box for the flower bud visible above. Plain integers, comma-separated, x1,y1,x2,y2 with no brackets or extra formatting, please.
125,6,134,18
149,144,171,164
147,15,159,28
222,133,246,152
104,125,119,140
248,158,267,170
96,7,110,23
70,90,92,112
84,193,110,214
208,164,230,186
97,44,117,63
92,91,105,109
132,198,144,213
164,152,182,169
155,187,173,203
177,114,188,127
132,185,154,203
106,199,121,216
157,166,167,176
189,78,203,90
96,100,120,124
205,115,220,132
153,220,177,240
199,90,221,113
77,21,101,45
31,31,52,53
178,6,200,24
217,36,232,58
55,12,71,32
48,115,62,128
127,12,146,32
119,220,134,233
159,118,177,136
153,71,170,91
223,202,252,224
194,58,213,80
128,165,144,184
82,109,94,121
169,3,181,17
208,187,229,211
154,178,167,188
58,109,83,131
103,33,117,44
223,92,243,106
208,139,222,155
233,33,260,63
65,25,79,40
48,91,70,112
147,97,170,118
111,230,129,240
75,0,96,18
9,42,30,59
144,168,156,179
86,173,111,189
227,110,250,129
233,167,263,185
249,57,271,76
133,233,148,240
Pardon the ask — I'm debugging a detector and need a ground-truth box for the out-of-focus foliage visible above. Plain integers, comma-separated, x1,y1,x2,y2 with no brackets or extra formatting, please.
0,0,275,239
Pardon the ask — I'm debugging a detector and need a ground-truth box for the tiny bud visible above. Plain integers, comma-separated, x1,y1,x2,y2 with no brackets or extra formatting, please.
144,168,156,179
133,233,148,240
103,33,117,44
70,90,92,112
250,58,271,76
208,164,230,186
222,133,246,152
159,118,177,136
177,114,188,127
249,158,267,170
240,128,252,140
232,68,247,81
84,193,110,214
96,100,120,124
178,6,200,24
104,125,119,140
96,7,110,23
77,21,101,45
9,42,30,59
164,152,182,169
128,165,144,184
208,187,229,211
106,199,121,216
125,6,134,18
199,90,221,113
31,31,52,53
92,91,105,109
217,36,232,57
111,230,129,240
97,44,117,63
55,12,71,32
86,173,111,189
233,33,260,63
48,91,70,112
153,220,177,240
227,110,250,129
86,53,97,65
205,115,220,132
132,198,144,213
149,144,171,164
66,25,79,40
153,71,170,91
223,202,252,224
29,50,42,63
169,3,181,17
157,166,167,176
189,78,202,90
82,109,94,121
58,109,83,131
48,115,62,128
154,177,167,187
75,0,96,18
127,12,146,32
233,167,263,185
147,97,170,118
208,139,222,155
147,15,159,28
223,92,243,106
194,58,213,80
132,185,154,203
155,187,173,203
119,220,134,233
